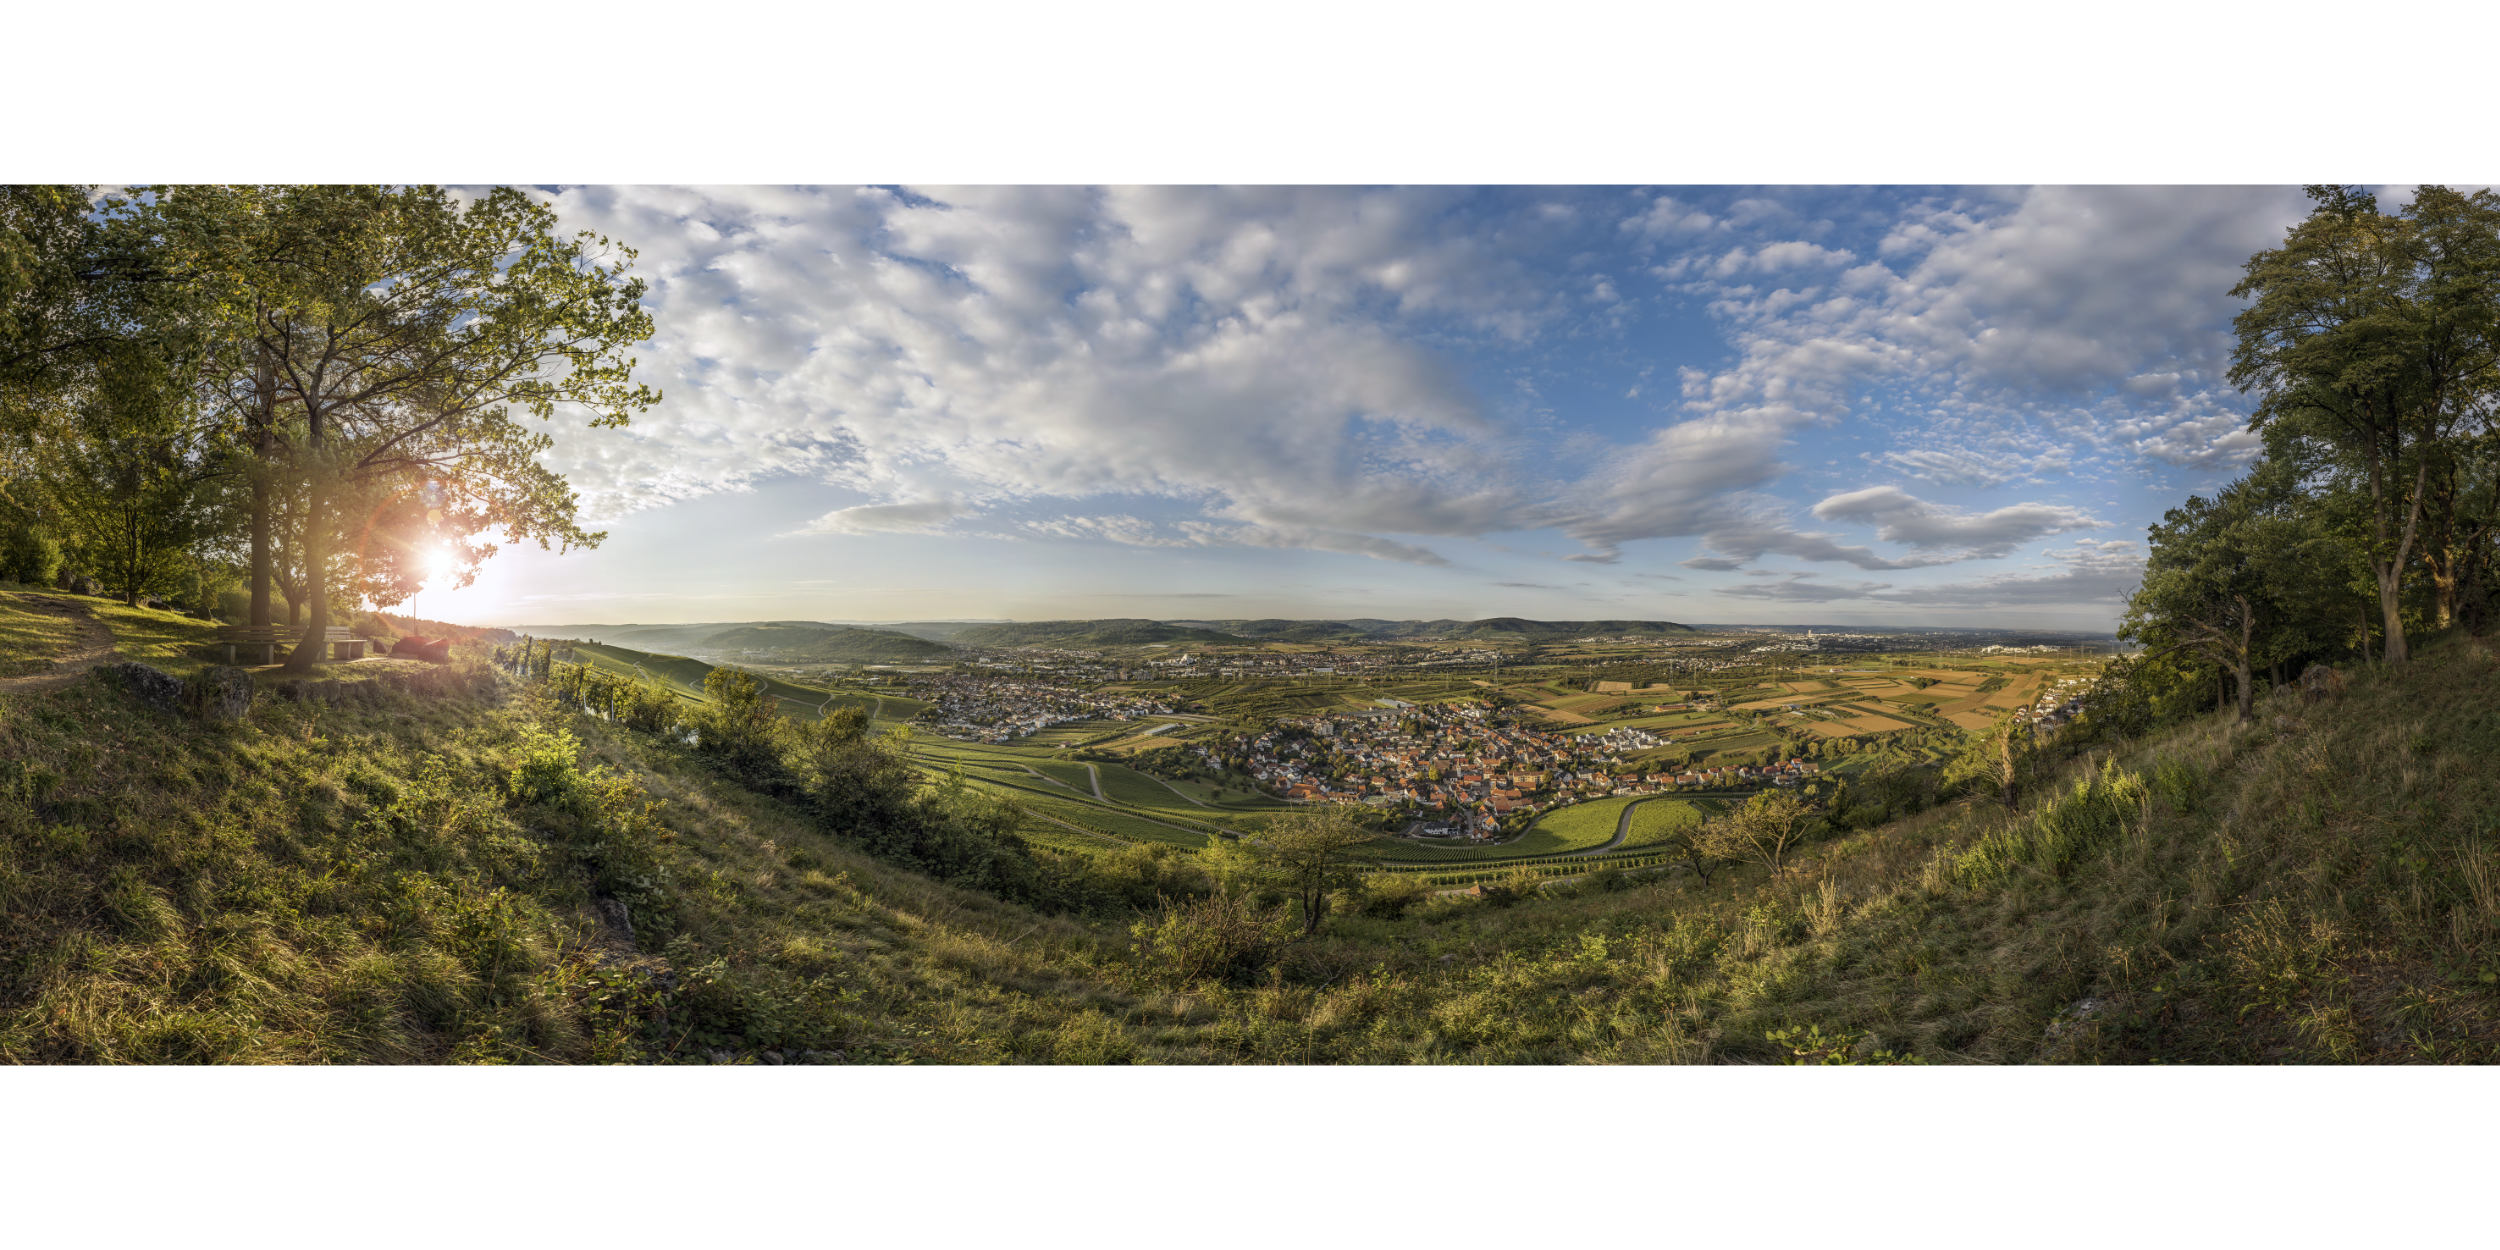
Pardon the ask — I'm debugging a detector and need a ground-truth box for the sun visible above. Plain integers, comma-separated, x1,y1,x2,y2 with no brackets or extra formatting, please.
422,544,457,581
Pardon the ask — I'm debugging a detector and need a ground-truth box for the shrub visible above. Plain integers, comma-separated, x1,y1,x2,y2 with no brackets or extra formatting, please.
1129,892,1294,986
506,722,584,807
0,522,63,587
1356,872,1429,919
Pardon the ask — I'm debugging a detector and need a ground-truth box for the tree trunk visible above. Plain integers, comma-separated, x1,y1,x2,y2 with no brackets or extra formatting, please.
248,344,276,628
284,488,328,671
2427,548,2458,632
122,511,139,606
2378,460,2429,665
2378,567,2409,666
283,402,330,673
2233,596,2257,724
249,481,272,626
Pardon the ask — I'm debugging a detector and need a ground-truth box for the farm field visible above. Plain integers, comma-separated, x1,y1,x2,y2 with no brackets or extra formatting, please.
1385,793,1720,862
1623,796,1715,848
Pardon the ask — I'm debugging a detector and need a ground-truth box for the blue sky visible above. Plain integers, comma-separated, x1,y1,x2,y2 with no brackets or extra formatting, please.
404,185,2317,631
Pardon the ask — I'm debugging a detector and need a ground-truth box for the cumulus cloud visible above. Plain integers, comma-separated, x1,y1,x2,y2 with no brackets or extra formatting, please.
1620,194,1716,242
510,184,2297,620
530,185,1569,557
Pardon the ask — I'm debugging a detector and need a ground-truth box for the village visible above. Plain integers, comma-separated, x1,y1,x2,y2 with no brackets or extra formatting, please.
1194,697,1819,840
909,674,1177,743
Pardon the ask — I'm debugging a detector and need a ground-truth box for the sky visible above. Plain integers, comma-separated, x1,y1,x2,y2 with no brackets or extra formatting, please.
398,184,2320,633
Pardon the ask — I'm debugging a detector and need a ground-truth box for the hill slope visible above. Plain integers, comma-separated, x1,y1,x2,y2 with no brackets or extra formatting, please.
699,623,955,663
947,619,1247,647
7,625,2493,1064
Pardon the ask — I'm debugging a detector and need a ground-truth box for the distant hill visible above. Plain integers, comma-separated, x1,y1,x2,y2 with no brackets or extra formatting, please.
1183,617,1695,643
360,612,518,645
514,616,1694,651
947,619,1248,647
700,623,954,663
1435,618,1693,642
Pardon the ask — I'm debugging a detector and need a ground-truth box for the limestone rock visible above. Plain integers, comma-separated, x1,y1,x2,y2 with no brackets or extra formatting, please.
106,661,186,711
189,665,255,722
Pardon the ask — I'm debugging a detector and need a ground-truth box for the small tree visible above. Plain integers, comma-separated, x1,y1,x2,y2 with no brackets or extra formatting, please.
1254,806,1375,936
1193,833,1261,897
1670,815,1738,886
699,665,783,777
1722,790,1819,877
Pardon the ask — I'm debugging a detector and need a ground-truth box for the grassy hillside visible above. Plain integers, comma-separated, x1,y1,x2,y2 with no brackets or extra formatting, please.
8,622,2495,1063
567,641,865,719
699,623,955,663
948,619,1247,647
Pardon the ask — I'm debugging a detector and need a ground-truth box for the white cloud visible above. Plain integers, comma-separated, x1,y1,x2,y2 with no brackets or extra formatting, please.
1810,485,2105,554
533,185,1566,567
786,499,964,536
508,184,2298,621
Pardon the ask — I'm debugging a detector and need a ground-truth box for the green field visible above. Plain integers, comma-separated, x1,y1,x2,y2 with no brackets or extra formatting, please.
1623,796,1716,848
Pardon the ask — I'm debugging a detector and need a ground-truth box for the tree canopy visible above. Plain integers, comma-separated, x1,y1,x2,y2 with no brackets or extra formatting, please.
0,184,656,658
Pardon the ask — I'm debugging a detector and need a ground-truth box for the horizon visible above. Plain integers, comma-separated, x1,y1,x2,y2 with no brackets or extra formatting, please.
477,613,2124,638
387,185,2328,634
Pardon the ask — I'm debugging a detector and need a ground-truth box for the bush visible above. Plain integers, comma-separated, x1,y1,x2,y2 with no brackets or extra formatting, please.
0,523,62,587
1356,872,1429,919
1129,892,1294,986
506,722,584,807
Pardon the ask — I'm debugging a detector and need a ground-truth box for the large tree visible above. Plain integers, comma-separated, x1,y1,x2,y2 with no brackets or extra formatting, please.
2121,458,2347,722
2232,186,2500,664
138,185,656,668
31,347,230,605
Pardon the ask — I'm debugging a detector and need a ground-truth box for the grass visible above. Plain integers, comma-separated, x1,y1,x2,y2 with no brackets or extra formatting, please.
85,599,229,676
0,591,82,675
11,631,2495,1064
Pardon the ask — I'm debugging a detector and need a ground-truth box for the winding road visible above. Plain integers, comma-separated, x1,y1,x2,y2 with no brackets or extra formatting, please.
1566,794,1677,857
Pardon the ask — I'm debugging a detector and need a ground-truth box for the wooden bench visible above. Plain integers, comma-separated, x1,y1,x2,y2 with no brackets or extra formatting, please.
211,625,372,664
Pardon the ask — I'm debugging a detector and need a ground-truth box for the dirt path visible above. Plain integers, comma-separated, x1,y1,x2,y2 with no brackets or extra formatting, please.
1083,762,1106,801
0,596,120,695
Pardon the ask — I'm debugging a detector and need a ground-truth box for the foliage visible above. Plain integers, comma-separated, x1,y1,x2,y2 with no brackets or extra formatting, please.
2230,185,2500,664
1716,790,1821,877
1253,806,1377,935
1128,892,1294,987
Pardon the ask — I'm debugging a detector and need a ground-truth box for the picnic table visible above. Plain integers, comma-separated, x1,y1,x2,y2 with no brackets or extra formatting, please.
211,625,371,664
